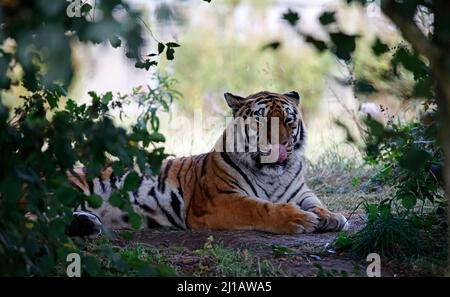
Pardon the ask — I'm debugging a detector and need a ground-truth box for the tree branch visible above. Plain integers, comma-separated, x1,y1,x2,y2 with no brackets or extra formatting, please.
380,0,440,63
380,0,450,105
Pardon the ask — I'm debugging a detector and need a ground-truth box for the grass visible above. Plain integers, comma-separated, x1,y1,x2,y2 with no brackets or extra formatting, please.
78,234,285,277
304,144,393,212
80,238,178,276
192,236,284,277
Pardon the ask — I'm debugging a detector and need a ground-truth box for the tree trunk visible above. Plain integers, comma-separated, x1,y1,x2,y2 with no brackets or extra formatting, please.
435,87,450,276
430,0,450,276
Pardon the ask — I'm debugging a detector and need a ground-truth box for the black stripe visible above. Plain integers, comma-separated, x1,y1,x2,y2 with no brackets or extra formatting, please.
160,205,184,229
140,203,155,214
293,122,301,143
98,177,106,192
147,217,160,228
299,120,305,143
299,195,314,209
154,195,184,229
158,159,173,193
254,179,271,199
220,152,257,196
87,180,94,194
214,163,248,194
148,187,183,229
148,187,156,199
170,192,182,220
110,173,117,189
201,154,209,177
286,182,305,203
275,165,303,202
176,158,186,201
216,187,238,195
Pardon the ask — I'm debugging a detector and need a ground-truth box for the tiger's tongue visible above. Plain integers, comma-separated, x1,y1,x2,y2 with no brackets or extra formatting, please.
269,144,288,164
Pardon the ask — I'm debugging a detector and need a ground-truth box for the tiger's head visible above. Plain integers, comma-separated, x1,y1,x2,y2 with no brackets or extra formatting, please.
217,91,307,173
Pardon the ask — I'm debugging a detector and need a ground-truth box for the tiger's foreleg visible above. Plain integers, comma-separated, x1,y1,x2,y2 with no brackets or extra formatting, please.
188,194,320,234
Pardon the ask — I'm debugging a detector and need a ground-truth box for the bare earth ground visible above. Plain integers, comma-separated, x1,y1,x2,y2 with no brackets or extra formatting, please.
108,210,406,277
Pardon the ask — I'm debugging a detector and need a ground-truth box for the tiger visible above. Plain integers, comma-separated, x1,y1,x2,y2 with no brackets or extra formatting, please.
65,91,348,237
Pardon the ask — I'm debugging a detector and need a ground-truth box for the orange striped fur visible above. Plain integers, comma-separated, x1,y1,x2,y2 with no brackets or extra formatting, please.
66,91,348,236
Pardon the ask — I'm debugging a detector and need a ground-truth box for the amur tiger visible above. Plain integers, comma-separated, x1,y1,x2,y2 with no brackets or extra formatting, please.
66,91,348,237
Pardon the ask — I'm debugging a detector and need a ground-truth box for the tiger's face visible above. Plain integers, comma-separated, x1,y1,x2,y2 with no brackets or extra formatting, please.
221,91,306,171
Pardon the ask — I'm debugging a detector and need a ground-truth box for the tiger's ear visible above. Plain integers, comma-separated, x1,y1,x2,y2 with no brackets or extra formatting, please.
284,91,300,105
224,92,245,115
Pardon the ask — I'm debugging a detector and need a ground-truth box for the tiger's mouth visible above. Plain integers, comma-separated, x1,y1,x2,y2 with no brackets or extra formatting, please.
256,144,289,166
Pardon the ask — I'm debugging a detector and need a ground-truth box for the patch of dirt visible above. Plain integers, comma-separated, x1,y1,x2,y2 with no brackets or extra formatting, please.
110,212,398,276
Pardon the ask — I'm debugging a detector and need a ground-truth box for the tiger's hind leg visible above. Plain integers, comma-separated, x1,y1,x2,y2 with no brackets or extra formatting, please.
65,211,103,238
66,167,134,237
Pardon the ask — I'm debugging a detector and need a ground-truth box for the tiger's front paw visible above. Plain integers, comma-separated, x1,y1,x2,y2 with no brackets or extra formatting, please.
272,203,320,234
312,207,349,232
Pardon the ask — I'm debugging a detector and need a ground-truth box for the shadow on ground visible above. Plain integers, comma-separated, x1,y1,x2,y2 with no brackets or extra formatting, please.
108,211,402,276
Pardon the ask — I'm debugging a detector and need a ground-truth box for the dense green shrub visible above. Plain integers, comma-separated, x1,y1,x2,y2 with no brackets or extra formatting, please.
0,0,182,276
0,74,179,276
365,113,445,211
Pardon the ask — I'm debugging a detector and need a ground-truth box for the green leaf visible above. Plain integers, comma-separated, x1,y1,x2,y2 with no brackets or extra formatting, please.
0,178,22,203
46,93,59,109
83,255,100,276
144,60,158,70
355,79,377,94
166,47,175,60
35,254,54,276
118,231,135,241
109,35,122,48
333,232,353,250
166,42,180,48
271,244,293,255
319,11,336,26
365,203,378,223
55,186,77,206
109,192,123,208
413,77,433,98
148,132,166,142
261,41,282,51
400,193,417,209
371,37,389,56
87,194,103,209
48,219,66,236
129,213,142,230
329,32,357,61
393,47,428,80
101,91,113,104
158,42,165,54
399,146,431,172
135,60,146,69
123,171,140,192
304,35,328,52
282,9,300,26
